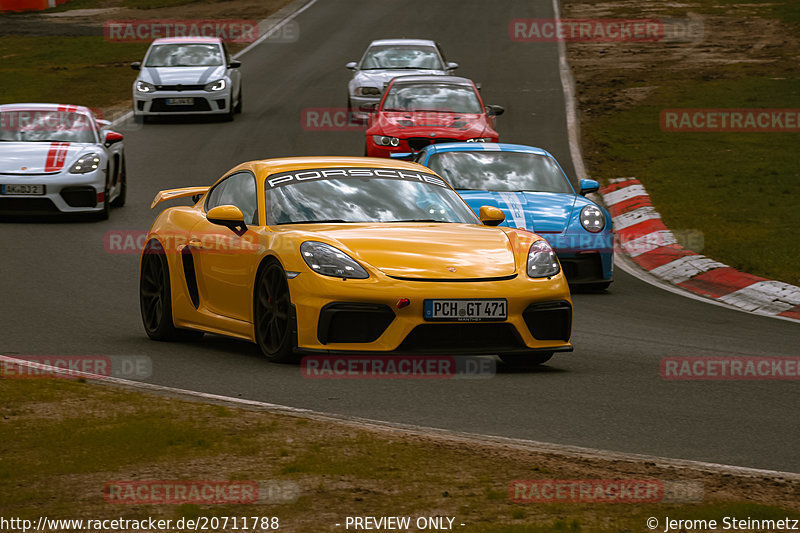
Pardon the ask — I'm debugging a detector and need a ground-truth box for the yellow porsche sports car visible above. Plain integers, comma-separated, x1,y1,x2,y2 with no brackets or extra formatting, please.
139,156,573,366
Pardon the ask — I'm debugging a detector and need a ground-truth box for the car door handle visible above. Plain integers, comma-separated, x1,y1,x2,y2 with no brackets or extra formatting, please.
187,239,203,249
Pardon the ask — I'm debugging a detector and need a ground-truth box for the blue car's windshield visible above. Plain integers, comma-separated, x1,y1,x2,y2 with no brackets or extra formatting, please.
265,169,477,225
360,45,443,70
426,151,574,193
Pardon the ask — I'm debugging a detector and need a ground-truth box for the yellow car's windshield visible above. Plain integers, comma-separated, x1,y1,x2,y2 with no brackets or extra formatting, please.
264,167,478,225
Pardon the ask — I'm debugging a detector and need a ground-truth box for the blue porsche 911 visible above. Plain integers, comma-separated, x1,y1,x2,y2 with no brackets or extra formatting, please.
411,143,613,290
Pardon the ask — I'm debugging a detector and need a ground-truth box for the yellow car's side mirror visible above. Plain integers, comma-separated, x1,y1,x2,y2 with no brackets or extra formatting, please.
479,205,505,226
207,205,247,235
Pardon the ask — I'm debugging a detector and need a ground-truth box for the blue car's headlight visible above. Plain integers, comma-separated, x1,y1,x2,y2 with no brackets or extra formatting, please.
301,241,369,279
204,79,227,92
527,240,560,278
69,153,101,174
580,205,605,233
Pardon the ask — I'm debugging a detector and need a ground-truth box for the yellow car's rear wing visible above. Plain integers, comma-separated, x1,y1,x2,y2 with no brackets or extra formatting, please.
150,186,210,209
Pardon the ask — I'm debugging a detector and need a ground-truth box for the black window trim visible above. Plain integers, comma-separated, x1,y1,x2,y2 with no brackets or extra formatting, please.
204,170,259,225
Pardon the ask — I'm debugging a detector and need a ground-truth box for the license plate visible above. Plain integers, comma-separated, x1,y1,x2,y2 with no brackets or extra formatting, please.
423,299,507,322
166,98,194,106
1,184,45,195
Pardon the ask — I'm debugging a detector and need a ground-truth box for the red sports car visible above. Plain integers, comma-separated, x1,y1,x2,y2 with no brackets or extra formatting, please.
364,75,503,158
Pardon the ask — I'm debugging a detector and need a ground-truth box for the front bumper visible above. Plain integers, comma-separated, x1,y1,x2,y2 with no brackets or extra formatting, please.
0,170,106,215
134,88,232,116
288,270,573,354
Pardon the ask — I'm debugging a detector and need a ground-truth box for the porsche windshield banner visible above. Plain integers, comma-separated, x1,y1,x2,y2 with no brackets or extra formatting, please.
265,167,448,189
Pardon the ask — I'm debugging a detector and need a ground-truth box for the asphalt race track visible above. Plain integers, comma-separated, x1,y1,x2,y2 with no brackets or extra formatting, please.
1,0,798,472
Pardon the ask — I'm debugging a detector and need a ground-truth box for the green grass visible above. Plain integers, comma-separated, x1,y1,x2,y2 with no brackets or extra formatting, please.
586,76,800,284
1,379,798,532
0,36,149,111
572,2,800,285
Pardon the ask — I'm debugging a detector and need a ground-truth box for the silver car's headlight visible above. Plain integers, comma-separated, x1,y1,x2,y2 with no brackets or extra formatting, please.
301,241,369,279
69,153,101,174
372,135,400,147
527,240,560,278
204,79,227,92
135,81,155,93
580,205,605,233
355,86,381,96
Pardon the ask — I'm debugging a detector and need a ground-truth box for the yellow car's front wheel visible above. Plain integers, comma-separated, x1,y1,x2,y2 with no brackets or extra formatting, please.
254,260,297,363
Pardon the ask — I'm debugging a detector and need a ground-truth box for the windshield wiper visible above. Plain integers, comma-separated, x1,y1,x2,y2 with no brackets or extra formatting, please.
276,219,350,225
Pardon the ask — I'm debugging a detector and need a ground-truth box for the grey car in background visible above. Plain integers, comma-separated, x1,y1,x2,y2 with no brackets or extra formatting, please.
346,39,458,122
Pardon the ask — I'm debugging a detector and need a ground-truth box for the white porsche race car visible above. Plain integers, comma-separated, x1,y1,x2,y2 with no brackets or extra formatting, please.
0,103,126,219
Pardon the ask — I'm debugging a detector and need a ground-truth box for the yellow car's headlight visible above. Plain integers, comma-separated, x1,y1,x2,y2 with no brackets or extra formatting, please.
527,240,560,278
301,241,369,279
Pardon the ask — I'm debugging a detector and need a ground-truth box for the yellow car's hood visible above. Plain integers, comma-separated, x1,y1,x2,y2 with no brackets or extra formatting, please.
308,223,517,280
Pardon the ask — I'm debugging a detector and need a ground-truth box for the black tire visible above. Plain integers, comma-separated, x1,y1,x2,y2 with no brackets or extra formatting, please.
254,260,297,363
234,88,242,114
140,240,205,342
110,156,126,208
499,352,553,368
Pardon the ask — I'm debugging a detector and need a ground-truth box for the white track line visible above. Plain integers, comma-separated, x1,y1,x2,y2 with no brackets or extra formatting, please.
3,355,799,480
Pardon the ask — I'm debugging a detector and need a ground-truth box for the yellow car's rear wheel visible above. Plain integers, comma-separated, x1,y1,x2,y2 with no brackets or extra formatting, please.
254,260,297,363
140,240,204,342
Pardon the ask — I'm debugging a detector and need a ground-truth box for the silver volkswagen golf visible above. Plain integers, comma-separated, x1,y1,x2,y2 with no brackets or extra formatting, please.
131,36,242,122
346,39,458,122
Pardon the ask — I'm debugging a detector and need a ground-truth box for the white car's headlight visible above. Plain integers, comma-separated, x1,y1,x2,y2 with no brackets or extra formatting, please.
466,138,492,142
355,86,381,96
69,153,101,174
301,241,369,279
204,79,227,92
135,81,155,93
372,135,400,147
527,240,560,278
580,205,605,233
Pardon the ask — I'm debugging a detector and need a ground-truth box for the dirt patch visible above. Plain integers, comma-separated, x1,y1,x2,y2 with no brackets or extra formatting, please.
562,1,800,124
